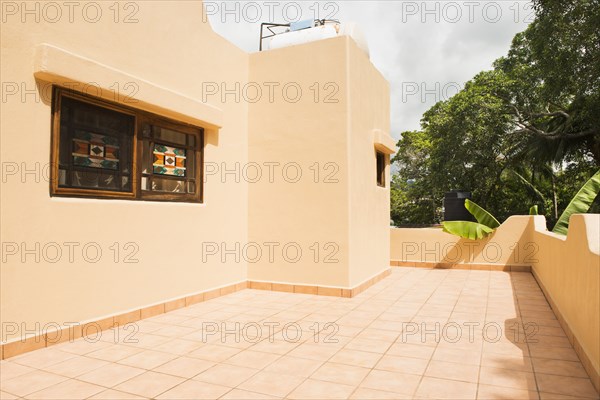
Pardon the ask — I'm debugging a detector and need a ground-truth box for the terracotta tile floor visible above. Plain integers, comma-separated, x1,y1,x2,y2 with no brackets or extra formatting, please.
2,268,598,399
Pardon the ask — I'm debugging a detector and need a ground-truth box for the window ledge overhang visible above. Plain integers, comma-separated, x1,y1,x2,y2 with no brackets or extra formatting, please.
33,43,223,129
373,129,397,154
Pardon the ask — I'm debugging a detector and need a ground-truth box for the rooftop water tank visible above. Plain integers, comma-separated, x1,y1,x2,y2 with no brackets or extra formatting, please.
265,21,370,57
444,190,475,222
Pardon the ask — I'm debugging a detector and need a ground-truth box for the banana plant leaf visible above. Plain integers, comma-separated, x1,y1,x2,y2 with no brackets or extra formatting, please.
512,170,546,202
552,169,600,235
464,199,500,229
442,221,495,240
529,205,538,215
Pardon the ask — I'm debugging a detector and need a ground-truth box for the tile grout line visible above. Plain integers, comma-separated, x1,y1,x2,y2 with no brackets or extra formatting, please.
419,268,480,397
279,269,408,399
6,269,595,400
343,268,425,399
0,270,484,399
514,271,544,398
359,268,461,398
475,268,492,399
210,286,384,399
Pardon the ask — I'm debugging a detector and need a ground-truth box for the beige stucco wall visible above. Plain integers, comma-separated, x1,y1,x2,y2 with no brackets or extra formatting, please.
1,0,393,344
390,216,533,265
247,36,392,288
346,39,391,287
1,1,249,341
530,214,600,384
247,37,350,287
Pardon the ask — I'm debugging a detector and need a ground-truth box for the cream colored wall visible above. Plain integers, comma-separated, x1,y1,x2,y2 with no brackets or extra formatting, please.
247,36,392,288
346,39,391,287
1,1,249,341
390,216,533,265
530,214,600,383
1,1,394,344
247,37,351,287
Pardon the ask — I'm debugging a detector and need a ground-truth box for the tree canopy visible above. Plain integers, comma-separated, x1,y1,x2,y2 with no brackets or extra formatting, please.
391,0,600,227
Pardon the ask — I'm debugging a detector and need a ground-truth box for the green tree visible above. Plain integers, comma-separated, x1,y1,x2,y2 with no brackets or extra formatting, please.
495,0,600,163
391,131,440,225
391,0,600,227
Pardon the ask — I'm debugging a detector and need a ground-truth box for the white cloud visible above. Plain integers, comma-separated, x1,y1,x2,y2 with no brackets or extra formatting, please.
206,1,531,140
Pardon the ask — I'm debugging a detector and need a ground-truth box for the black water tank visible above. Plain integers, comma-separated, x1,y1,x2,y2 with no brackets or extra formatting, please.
444,190,474,221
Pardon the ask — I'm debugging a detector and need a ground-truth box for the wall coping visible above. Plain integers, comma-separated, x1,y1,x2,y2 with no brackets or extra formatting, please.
33,43,224,129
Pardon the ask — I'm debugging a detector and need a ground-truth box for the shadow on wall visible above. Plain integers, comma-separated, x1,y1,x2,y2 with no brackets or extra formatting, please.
390,215,535,267
529,214,600,392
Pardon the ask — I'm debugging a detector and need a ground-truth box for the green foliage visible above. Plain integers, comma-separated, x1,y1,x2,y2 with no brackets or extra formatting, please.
391,0,600,228
441,221,494,240
464,199,500,229
529,205,539,215
439,172,600,238
390,132,442,225
390,176,440,226
441,200,499,239
553,170,600,235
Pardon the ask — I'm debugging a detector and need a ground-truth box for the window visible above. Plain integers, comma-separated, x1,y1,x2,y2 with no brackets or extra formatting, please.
376,151,386,187
139,120,199,200
51,87,203,202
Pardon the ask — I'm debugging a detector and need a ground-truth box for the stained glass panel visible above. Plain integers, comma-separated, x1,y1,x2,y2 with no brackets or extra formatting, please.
152,144,186,176
53,89,203,201
72,132,120,170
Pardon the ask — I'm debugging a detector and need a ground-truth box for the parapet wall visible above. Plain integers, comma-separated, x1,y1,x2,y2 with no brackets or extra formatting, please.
390,215,534,269
390,214,600,391
530,214,600,392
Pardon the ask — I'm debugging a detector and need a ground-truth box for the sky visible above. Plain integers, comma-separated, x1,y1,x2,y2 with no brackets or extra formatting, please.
206,1,532,140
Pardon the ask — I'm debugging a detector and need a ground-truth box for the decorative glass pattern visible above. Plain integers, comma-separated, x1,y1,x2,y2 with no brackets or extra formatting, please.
153,144,186,176
53,88,202,200
72,132,120,170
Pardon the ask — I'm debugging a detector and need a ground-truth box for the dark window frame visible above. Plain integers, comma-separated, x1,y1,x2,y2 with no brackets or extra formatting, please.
376,150,386,188
51,86,204,203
